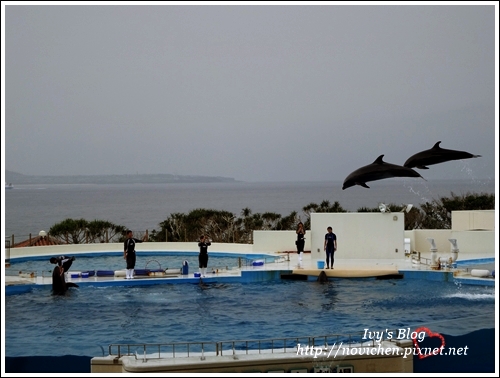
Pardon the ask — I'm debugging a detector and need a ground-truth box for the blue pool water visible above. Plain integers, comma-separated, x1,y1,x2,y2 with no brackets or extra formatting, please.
5,252,248,277
5,274,495,358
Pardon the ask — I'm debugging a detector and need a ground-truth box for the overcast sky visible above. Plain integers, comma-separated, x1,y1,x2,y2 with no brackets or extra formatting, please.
2,2,498,182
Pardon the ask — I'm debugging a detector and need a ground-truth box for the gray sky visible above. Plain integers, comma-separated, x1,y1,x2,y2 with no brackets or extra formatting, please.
2,2,498,182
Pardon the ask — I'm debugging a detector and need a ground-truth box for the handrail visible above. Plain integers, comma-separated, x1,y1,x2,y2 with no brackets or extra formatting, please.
144,259,162,270
410,251,432,266
108,331,389,360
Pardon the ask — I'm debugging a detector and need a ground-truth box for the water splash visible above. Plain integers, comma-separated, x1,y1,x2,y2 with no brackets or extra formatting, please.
443,292,495,301
403,179,432,204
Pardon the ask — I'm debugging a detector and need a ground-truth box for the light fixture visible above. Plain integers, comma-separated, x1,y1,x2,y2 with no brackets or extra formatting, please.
379,203,390,213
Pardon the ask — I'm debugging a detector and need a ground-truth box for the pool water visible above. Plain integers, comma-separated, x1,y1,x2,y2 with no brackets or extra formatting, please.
5,277,495,357
5,253,246,277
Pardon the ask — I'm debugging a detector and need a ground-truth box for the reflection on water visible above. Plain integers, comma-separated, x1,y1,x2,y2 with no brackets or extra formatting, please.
320,282,339,311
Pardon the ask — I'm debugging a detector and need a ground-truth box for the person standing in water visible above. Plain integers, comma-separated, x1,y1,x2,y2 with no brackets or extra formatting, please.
296,222,306,268
198,235,211,277
124,230,143,279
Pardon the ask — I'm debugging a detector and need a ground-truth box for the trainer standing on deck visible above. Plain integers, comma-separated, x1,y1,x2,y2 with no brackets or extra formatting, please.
198,235,211,278
296,222,306,268
124,230,143,279
324,226,337,269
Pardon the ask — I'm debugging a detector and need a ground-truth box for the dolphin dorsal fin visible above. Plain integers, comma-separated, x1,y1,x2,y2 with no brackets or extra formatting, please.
373,155,385,164
432,141,442,149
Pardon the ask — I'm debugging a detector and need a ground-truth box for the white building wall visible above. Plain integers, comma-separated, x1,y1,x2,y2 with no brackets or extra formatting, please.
252,231,311,253
404,208,495,258
404,230,452,255
310,213,405,262
450,230,495,256
404,229,495,257
451,210,495,231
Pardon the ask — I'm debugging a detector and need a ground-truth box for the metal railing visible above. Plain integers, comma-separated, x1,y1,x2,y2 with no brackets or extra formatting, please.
108,331,385,360
410,251,462,269
409,251,432,266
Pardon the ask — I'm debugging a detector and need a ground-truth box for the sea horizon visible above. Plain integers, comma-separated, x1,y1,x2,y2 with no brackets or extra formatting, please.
3,178,496,240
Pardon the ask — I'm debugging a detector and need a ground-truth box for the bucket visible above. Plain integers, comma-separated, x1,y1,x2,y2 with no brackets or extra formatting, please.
252,260,264,266
317,261,325,269
194,272,201,278
182,260,189,275
70,272,80,278
81,272,89,278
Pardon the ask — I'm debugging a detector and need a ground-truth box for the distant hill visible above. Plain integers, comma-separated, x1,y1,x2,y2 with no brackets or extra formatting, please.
5,170,238,185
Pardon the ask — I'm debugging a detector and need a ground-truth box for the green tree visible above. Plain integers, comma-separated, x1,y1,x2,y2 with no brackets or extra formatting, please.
238,209,262,243
155,209,238,243
49,218,88,244
156,212,187,242
184,208,235,242
418,192,494,229
146,191,494,244
275,211,299,231
357,203,423,230
302,200,347,228
87,220,126,243
49,218,127,244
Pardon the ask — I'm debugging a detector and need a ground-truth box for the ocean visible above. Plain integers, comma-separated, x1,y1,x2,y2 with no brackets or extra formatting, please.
3,178,495,240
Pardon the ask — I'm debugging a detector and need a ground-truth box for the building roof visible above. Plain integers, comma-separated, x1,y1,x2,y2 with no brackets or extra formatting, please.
13,235,66,248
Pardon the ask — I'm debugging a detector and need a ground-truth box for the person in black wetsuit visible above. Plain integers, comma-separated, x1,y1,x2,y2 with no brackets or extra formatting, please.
123,230,143,279
50,255,75,281
323,226,337,269
296,222,306,268
198,235,211,277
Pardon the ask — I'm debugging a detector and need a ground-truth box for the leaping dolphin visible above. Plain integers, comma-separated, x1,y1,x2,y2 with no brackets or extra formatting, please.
404,141,481,169
342,155,424,190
